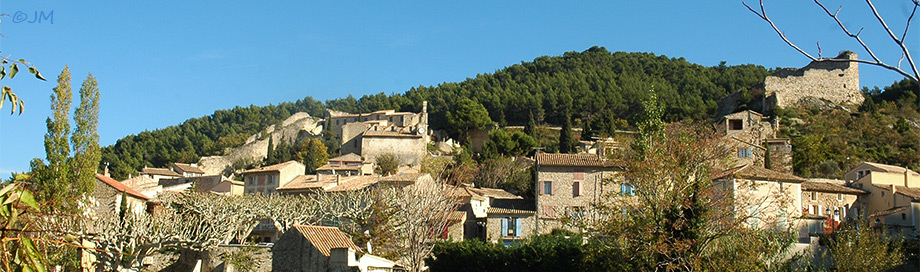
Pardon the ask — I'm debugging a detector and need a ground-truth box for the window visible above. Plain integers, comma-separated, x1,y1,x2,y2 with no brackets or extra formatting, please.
902,213,907,220
811,192,817,201
573,181,581,197
501,217,522,237
837,193,842,201
543,181,553,195
738,147,752,158
729,119,743,130
248,177,254,186
620,184,634,196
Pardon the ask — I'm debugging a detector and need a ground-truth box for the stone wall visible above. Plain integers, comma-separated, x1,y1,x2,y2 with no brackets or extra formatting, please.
361,136,427,166
199,112,322,176
764,51,863,112
535,166,621,234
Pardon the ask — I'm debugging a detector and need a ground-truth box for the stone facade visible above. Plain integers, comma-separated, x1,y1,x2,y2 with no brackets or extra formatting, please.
717,110,793,173
534,153,622,234
486,212,535,245
764,51,863,112
199,112,323,176
331,102,430,166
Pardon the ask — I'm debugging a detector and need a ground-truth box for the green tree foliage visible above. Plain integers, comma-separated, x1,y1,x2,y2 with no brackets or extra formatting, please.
558,112,575,154
70,73,101,196
103,48,769,179
100,97,325,179
375,153,399,176
296,138,329,174
427,231,593,272
32,67,73,206
446,98,493,141
0,56,46,115
524,110,537,138
824,221,904,271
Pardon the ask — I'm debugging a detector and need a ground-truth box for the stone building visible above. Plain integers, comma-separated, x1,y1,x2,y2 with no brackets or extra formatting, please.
534,152,623,234
485,198,535,246
241,160,305,195
317,153,374,176
273,225,402,272
717,110,792,173
326,102,430,166
171,162,205,177
763,51,863,112
711,164,805,231
799,179,866,240
92,173,152,215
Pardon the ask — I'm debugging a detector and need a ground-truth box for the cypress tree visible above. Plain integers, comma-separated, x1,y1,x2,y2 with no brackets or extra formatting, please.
524,110,536,138
266,136,275,165
559,113,575,153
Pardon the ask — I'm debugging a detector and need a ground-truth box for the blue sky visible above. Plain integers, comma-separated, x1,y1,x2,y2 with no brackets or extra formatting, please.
1,1,917,177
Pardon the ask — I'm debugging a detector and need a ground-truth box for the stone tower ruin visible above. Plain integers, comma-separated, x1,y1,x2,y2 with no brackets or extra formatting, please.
763,51,863,112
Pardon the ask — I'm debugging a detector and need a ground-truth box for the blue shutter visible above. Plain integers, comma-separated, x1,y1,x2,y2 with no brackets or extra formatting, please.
621,184,626,195
501,218,508,237
514,218,522,237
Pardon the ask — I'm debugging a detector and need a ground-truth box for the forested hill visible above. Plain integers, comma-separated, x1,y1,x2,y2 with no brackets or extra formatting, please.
101,46,772,179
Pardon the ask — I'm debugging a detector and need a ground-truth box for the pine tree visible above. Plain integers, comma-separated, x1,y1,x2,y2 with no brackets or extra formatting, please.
71,73,100,195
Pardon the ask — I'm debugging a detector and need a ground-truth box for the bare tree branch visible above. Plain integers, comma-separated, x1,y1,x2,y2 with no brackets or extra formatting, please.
743,0,920,83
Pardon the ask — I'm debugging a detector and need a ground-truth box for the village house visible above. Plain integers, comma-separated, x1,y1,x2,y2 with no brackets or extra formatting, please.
711,164,804,231
242,160,306,195
92,173,152,215
485,198,535,246
140,166,183,183
799,178,866,240
273,225,402,272
717,110,793,173
534,152,623,234
171,162,205,178
325,102,430,166
120,175,162,199
846,162,920,237
317,153,374,176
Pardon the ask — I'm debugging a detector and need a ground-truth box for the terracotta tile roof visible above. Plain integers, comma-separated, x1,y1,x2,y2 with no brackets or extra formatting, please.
95,174,150,201
469,187,521,199
446,211,467,223
446,186,485,199
487,207,536,215
329,153,364,162
173,163,205,174
277,175,336,191
316,164,362,171
326,176,380,192
142,167,182,177
487,198,535,215
711,164,806,183
535,152,620,168
861,162,920,177
871,206,910,218
379,173,427,183
894,186,920,200
802,180,866,194
362,130,423,138
291,225,362,256
242,160,302,174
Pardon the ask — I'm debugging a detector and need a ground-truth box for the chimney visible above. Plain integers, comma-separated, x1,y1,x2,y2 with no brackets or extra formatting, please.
316,174,321,183
905,170,910,188
104,162,111,177
422,101,428,114
336,175,341,186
